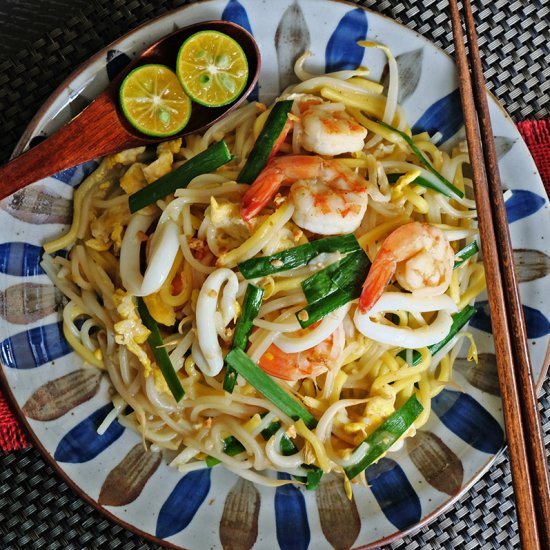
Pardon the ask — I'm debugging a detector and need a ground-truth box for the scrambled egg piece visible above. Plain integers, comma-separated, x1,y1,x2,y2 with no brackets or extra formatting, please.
143,292,176,327
158,139,182,155
113,290,152,376
343,394,396,444
207,197,250,252
271,220,307,253
111,146,146,166
362,395,395,431
143,139,182,183
364,395,395,418
152,365,171,395
88,202,131,253
120,162,148,195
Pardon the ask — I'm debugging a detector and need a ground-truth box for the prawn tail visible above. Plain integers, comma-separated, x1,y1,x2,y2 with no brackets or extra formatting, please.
240,169,283,222
358,259,395,314
267,120,293,162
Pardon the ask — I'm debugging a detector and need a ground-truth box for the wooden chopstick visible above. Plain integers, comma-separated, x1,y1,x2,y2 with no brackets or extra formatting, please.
458,0,550,546
448,0,550,548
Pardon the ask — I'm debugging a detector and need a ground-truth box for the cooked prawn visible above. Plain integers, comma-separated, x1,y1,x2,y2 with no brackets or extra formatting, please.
241,155,369,235
298,101,367,156
271,97,367,158
258,324,345,381
358,222,455,313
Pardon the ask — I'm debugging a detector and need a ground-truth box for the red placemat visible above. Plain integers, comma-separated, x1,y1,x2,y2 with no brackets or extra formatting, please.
1,118,549,452
517,119,550,195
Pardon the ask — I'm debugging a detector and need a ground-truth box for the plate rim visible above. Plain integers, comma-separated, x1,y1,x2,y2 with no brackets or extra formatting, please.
2,0,548,548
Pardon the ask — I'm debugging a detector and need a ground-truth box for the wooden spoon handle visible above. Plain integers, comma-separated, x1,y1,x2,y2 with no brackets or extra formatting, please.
0,93,142,199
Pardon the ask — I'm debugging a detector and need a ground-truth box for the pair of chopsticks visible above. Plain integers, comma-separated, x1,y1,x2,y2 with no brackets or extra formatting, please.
448,0,550,548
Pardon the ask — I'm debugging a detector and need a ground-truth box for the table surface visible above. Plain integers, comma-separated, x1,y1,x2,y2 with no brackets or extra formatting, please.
0,1,549,549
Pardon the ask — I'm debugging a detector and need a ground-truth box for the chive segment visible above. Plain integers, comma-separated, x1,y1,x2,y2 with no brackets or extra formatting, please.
454,241,479,268
237,100,294,183
343,394,424,480
371,117,464,199
423,304,477,359
137,298,185,402
205,435,246,467
301,248,369,305
129,140,232,212
303,466,324,490
238,233,360,279
297,248,371,328
386,172,461,199
398,305,477,366
223,284,265,393
225,348,318,429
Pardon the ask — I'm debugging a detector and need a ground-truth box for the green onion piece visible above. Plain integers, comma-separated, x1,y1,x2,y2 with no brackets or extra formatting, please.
372,117,464,199
225,348,318,429
205,435,246,467
137,298,184,402
205,456,220,468
292,465,324,490
344,394,424,480
239,233,360,279
305,467,324,490
301,248,369,305
129,141,232,212
297,290,352,329
398,305,477,366
386,172,461,199
237,100,294,183
297,249,371,328
232,285,265,350
259,420,299,455
454,241,479,269
223,284,265,393
280,434,299,455
425,304,477,358
260,420,315,478
260,418,280,440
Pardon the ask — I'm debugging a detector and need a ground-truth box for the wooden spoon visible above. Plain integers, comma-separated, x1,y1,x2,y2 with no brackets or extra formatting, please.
0,20,260,200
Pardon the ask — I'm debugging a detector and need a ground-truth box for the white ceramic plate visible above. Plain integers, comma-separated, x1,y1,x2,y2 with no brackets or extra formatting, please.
1,1,549,548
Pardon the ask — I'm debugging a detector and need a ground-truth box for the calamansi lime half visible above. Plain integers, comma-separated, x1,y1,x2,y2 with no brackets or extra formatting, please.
119,64,192,137
176,30,249,108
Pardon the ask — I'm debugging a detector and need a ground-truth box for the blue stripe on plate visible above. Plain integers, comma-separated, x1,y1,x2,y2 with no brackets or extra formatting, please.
504,189,546,223
275,473,310,550
222,0,259,102
0,242,44,276
470,300,550,339
155,469,211,538
0,321,72,369
222,0,253,34
366,458,421,531
51,160,99,186
412,89,463,144
54,403,125,463
432,389,504,453
325,8,368,72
